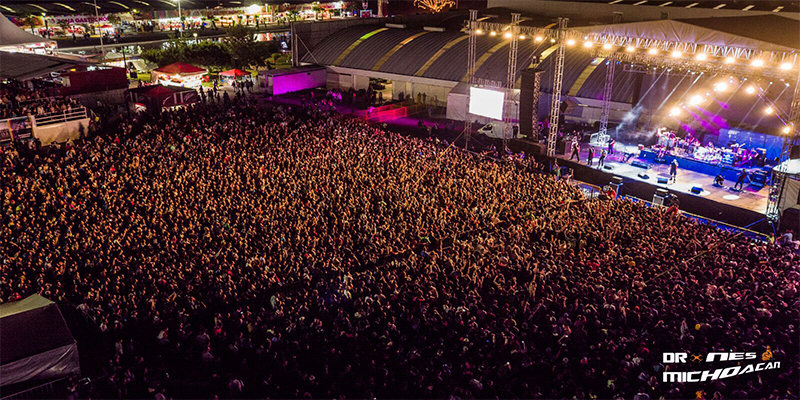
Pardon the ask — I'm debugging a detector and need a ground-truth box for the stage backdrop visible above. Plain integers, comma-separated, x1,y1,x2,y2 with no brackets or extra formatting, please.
718,129,783,160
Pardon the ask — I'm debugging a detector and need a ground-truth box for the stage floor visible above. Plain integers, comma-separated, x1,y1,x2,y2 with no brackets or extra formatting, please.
556,146,769,215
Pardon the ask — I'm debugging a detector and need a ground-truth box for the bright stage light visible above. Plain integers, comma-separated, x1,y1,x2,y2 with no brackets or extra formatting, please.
247,3,261,13
725,56,735,64
713,82,728,92
583,41,593,48
535,36,544,42
550,38,556,43
504,32,512,39
783,126,792,134
695,53,707,61
602,43,612,50
765,106,774,114
669,107,681,116
566,39,576,46
671,50,682,58
519,34,526,39
475,29,483,34
648,48,658,55
490,31,497,36
751,59,764,67
689,95,703,106
625,45,635,52
746,86,756,94
780,62,793,70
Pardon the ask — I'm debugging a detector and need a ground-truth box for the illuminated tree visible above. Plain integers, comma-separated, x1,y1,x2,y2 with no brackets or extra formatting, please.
413,0,455,13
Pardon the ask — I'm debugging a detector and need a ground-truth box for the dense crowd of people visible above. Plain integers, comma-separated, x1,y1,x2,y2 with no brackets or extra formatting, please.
1,95,797,399
0,83,82,119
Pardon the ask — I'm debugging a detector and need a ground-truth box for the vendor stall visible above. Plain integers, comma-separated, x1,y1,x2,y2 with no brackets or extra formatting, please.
219,69,250,85
151,62,206,88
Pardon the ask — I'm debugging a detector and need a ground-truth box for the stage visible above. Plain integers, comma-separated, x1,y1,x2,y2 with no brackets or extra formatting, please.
554,145,770,216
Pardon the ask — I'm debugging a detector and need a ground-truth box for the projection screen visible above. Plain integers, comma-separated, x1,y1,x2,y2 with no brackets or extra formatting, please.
469,87,505,120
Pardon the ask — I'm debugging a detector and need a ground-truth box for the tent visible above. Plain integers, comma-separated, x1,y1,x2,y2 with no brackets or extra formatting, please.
0,294,80,387
220,69,250,78
0,51,95,81
128,84,200,111
0,12,56,51
151,62,206,87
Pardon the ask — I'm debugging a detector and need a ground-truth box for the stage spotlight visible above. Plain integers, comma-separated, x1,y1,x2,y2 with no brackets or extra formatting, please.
490,31,497,36
648,48,658,55
671,50,682,58
550,38,556,43
669,107,681,116
783,126,792,134
625,45,635,52
583,41,593,48
765,106,774,115
746,86,756,94
689,95,703,106
519,34,526,39
504,32,513,39
713,82,728,92
751,59,764,67
725,56,735,64
535,36,544,42
475,29,483,34
566,39,576,46
780,62,792,70
695,53,707,61
602,43,612,50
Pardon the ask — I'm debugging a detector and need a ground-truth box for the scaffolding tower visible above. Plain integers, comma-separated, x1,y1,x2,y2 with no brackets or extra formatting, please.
766,75,800,224
503,13,521,146
464,10,478,149
546,18,568,157
598,54,616,141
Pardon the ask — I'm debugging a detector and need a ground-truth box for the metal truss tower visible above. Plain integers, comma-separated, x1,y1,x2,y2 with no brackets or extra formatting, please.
503,13,520,145
464,10,478,149
599,54,616,139
546,18,568,157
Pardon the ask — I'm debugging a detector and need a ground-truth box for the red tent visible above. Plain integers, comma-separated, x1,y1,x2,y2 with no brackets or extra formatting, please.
219,69,250,77
153,62,206,75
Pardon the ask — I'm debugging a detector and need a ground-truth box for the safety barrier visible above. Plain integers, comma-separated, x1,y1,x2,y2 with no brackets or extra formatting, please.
33,107,89,127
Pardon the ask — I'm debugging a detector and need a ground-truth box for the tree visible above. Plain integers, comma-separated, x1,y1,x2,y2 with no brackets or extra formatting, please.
225,25,276,68
413,0,455,13
312,4,325,20
184,41,232,70
22,15,41,34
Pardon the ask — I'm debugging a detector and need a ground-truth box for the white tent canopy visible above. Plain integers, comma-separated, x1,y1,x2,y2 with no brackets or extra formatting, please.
573,19,796,53
0,12,55,50
0,51,93,80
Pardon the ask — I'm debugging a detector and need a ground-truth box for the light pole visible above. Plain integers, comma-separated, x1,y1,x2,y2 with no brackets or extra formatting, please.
93,0,104,54
177,0,182,37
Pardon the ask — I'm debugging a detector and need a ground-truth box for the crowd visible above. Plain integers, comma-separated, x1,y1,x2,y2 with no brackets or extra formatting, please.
1,95,797,399
0,83,82,120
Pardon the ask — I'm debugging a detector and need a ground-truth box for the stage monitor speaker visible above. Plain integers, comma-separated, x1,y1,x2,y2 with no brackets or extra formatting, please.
631,160,649,169
657,177,669,184
603,165,614,171
519,68,544,138
637,173,649,179
655,188,669,197
611,176,623,185
690,186,703,194
791,145,800,159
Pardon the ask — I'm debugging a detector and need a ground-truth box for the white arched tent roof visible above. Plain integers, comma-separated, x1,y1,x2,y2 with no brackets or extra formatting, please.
0,12,55,50
573,19,797,53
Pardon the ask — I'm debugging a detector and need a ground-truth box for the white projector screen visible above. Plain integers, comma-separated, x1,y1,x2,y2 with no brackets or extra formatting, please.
469,87,505,120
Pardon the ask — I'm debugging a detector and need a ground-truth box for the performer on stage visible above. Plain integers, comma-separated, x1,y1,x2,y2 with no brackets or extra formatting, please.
669,159,679,183
587,147,595,167
570,137,580,162
598,149,607,168
734,169,748,191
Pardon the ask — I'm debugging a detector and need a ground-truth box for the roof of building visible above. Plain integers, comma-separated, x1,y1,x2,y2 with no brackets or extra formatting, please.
0,51,93,80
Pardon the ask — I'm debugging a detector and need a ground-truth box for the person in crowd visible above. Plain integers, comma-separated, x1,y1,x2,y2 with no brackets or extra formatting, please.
0,94,796,400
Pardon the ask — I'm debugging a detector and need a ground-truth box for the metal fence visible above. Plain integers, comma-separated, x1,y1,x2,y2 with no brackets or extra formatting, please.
33,107,89,127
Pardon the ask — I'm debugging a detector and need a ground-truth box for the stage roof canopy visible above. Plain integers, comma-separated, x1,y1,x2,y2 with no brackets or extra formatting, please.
572,19,797,53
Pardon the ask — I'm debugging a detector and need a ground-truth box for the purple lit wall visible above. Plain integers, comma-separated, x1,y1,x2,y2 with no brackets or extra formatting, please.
267,69,327,96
